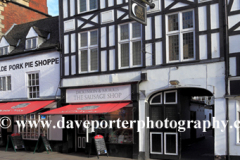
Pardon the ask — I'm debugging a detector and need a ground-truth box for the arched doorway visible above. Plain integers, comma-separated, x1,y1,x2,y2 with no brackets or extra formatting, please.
147,88,213,160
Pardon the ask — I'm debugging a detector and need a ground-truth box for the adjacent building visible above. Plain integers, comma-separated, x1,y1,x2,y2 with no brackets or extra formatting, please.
0,17,62,150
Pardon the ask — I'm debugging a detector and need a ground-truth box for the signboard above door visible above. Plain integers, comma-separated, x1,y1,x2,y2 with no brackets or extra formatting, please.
66,85,131,103
129,0,147,25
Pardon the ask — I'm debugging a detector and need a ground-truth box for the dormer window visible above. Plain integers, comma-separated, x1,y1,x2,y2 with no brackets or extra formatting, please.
0,46,8,55
26,37,37,49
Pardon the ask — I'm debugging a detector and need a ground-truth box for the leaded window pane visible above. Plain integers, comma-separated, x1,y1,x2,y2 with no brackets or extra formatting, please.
121,43,129,67
90,48,98,71
168,14,178,31
183,32,194,59
80,32,88,47
89,0,97,10
132,23,141,38
90,30,98,45
81,50,88,72
132,41,141,66
182,11,193,29
169,35,179,61
80,0,87,12
120,24,129,40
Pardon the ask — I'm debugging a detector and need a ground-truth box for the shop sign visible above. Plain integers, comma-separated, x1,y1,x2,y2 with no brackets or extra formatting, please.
66,85,131,103
129,0,147,25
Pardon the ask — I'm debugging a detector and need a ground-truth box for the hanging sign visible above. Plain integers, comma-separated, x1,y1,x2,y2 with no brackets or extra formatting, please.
129,0,147,25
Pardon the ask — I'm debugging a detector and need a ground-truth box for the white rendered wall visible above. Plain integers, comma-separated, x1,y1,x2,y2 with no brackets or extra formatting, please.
0,51,60,99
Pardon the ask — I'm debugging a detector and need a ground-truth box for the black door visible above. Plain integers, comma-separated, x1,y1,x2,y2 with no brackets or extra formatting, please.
76,115,86,152
149,90,180,160
190,111,196,140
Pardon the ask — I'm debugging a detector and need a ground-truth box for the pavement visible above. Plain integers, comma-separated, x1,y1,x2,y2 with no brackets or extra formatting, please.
0,130,214,160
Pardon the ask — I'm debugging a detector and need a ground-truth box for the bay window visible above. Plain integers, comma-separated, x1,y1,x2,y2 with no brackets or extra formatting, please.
119,22,142,69
79,30,98,73
166,10,195,62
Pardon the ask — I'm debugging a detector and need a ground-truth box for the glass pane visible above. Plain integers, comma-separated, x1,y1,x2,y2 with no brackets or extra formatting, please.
121,43,129,67
183,32,194,59
0,77,2,91
32,38,37,48
30,93,33,98
168,14,178,31
120,24,129,40
80,0,87,12
132,23,141,38
80,32,88,47
90,30,98,45
165,106,178,121
166,134,177,154
169,35,179,61
165,92,176,103
182,11,193,29
37,86,39,92
132,41,141,66
0,48,3,55
151,95,161,104
33,92,36,98
32,74,35,80
2,77,6,91
27,39,31,49
81,50,88,72
7,76,11,90
4,47,8,55
151,134,162,153
151,106,163,122
90,48,98,71
32,79,35,86
36,73,39,79
36,80,39,85
90,0,97,10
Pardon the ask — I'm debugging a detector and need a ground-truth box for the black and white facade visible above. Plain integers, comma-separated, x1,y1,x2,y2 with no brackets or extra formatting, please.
0,17,63,151
58,0,237,159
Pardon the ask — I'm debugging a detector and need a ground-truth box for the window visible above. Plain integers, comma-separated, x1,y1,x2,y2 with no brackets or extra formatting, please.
16,114,49,140
0,46,8,55
79,0,97,13
0,76,11,91
166,10,195,62
26,37,37,49
79,30,98,73
164,90,177,104
119,22,142,68
28,73,39,98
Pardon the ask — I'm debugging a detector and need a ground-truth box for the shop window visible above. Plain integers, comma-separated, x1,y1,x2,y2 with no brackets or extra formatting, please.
16,114,49,140
0,76,11,91
79,30,98,73
27,72,39,99
118,22,142,69
166,10,195,63
150,93,162,104
26,37,37,50
164,90,177,104
0,46,8,55
79,0,97,13
89,107,133,144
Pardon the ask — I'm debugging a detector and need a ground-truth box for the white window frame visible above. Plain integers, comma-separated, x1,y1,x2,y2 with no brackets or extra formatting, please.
0,75,11,91
164,90,178,104
150,132,163,154
27,71,40,99
150,93,162,105
236,100,240,145
0,46,9,55
166,10,195,63
78,0,98,14
164,132,178,155
78,29,98,73
25,37,38,50
118,22,142,69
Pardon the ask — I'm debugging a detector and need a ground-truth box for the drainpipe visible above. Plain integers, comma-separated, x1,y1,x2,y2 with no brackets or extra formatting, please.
223,0,230,159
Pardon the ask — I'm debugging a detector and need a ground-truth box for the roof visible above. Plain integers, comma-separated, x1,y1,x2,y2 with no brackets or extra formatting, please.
2,16,59,55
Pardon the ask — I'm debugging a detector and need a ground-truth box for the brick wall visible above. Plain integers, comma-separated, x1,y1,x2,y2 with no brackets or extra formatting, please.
29,0,48,14
0,2,49,36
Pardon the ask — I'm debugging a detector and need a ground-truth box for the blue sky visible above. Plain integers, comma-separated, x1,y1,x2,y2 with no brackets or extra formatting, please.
47,0,59,16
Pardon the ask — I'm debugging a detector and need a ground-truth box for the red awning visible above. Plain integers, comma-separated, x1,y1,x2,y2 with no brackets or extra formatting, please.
41,102,130,115
0,100,54,115
0,103,7,107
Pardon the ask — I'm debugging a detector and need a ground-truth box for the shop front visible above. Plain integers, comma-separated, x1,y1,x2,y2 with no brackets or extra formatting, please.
42,83,139,158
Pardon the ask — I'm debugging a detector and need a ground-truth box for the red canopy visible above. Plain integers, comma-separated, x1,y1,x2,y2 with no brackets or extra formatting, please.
0,100,54,115
41,102,130,115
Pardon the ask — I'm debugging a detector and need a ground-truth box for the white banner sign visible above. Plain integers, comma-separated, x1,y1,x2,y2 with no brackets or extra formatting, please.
66,85,131,103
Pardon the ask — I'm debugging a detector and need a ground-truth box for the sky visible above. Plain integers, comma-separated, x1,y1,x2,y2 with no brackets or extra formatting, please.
47,0,59,16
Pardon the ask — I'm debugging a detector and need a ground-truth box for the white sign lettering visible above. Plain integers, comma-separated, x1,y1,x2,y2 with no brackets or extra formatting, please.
66,85,131,103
